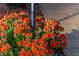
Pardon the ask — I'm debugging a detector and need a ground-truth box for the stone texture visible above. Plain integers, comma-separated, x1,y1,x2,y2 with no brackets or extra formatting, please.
0,3,8,18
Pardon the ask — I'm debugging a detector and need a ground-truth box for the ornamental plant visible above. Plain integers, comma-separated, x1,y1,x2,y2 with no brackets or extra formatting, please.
0,11,67,56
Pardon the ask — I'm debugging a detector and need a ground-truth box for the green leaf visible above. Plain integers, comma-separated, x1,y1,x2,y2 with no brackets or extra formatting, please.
57,44,61,49
7,49,14,56
7,26,14,45
14,16,18,20
7,19,12,25
23,15,27,18
38,27,42,33
8,26,13,33
14,47,20,56
0,53,4,56
54,30,59,35
17,34,24,40
16,38,20,44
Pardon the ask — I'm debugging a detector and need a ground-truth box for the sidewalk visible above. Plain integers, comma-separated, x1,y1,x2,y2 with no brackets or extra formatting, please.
61,14,79,56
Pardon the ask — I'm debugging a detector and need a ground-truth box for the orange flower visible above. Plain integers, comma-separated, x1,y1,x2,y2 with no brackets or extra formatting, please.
18,41,23,47
0,44,2,47
42,33,49,39
59,34,68,41
26,50,32,56
49,33,55,38
31,45,37,54
24,23,30,30
43,48,49,54
35,50,42,56
17,23,23,29
23,40,31,48
20,48,26,56
14,24,23,35
19,11,27,16
61,41,67,48
0,32,3,36
47,48,54,55
32,39,39,45
18,15,23,20
44,20,59,32
14,28,19,35
51,40,60,48
5,44,11,49
0,25,6,30
39,39,45,44
35,16,44,22
23,17,30,23
40,51,45,56
25,32,32,37
0,47,7,53
0,44,11,54
7,12,18,19
44,27,49,32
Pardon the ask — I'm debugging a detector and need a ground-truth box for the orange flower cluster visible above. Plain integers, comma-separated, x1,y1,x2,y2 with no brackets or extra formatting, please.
47,34,67,49
19,38,54,56
42,33,55,39
19,48,32,56
35,16,44,23
31,38,54,56
35,16,44,28
18,16,67,56
0,22,9,31
0,32,3,36
51,40,60,48
58,34,67,48
0,11,30,37
18,40,32,56
59,34,67,41
18,40,31,48
44,20,59,32
18,39,32,56
0,11,32,55
0,11,67,56
0,44,11,54
11,11,31,37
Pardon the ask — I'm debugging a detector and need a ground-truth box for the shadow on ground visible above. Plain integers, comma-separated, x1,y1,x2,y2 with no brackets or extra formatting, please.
64,29,79,56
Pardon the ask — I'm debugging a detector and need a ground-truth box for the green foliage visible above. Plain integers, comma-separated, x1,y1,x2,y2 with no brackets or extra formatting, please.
7,26,14,45
7,25,21,56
